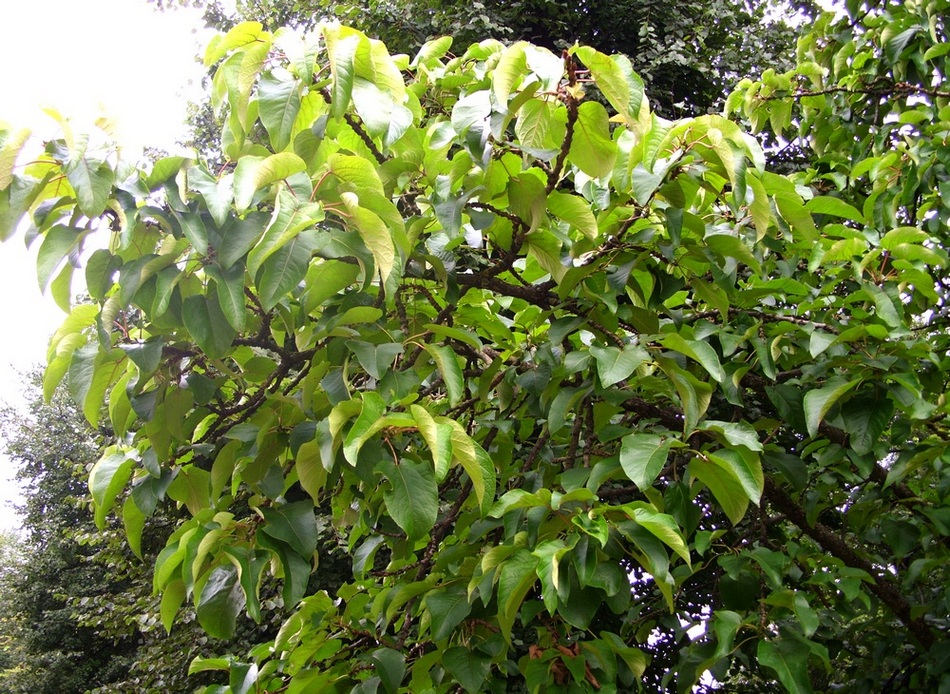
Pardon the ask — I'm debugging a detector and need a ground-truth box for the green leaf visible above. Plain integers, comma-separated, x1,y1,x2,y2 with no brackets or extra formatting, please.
206,263,247,332
411,404,453,480
443,646,492,693
757,638,814,694
64,136,114,217
261,501,318,558
89,448,135,530
656,357,712,434
352,79,413,147
547,190,598,239
183,293,237,359
322,24,362,117
123,495,147,559
840,394,894,456
493,42,528,109
706,449,764,505
698,420,763,452
620,433,675,491
302,259,361,313
704,233,762,275
233,153,307,212
343,391,387,465
803,378,861,438
256,532,312,607
166,465,212,516
569,101,616,178
256,229,319,311
573,47,643,129
296,435,329,502
497,549,538,642
0,127,30,190
196,564,245,640
378,457,438,541
412,35,453,67
446,420,494,512
425,583,473,641
625,503,691,564
690,456,750,525
259,70,302,151
37,225,86,292
660,333,725,383
160,579,186,634
340,191,396,282
212,213,267,269
371,647,406,694
590,344,648,387
805,196,864,223
424,344,464,406
188,167,233,227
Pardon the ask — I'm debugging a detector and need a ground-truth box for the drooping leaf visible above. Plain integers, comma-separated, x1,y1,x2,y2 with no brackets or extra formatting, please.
378,457,438,541
425,583,473,642
590,344,648,387
620,433,675,491
803,378,861,438
196,564,246,640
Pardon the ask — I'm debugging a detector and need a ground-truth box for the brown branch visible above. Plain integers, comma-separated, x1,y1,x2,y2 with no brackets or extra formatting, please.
784,82,950,101
457,273,556,308
763,478,936,651
547,53,579,193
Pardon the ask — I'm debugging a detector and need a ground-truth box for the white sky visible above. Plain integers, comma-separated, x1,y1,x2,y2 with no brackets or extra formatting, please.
0,0,209,530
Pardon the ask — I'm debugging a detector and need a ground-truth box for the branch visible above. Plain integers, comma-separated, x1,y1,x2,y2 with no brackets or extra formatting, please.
763,478,936,651
546,53,580,194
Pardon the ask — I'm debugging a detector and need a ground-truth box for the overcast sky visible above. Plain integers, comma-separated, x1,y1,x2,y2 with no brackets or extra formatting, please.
0,0,209,530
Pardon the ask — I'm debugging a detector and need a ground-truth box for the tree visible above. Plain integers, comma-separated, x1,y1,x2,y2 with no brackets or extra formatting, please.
0,372,140,692
0,2,947,691
0,373,285,692
164,0,808,117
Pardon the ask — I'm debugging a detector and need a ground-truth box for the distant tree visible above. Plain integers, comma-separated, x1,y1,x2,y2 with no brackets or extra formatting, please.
0,373,136,693
158,0,809,117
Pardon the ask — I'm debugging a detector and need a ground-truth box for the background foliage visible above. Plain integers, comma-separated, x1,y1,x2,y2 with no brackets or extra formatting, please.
0,0,948,691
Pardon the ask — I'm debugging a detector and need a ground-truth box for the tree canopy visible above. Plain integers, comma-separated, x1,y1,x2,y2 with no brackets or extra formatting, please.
164,0,805,116
0,0,948,691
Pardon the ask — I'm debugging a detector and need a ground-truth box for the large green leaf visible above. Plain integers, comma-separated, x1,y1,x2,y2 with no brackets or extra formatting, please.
493,41,528,109
206,262,247,332
378,457,438,541
690,456,750,525
590,344,648,387
547,190,598,239
572,47,643,129
256,230,320,311
342,391,387,465
182,292,237,359
757,638,814,694
89,447,135,529
568,101,616,178
258,71,302,151
624,503,691,564
443,647,492,693
425,583,473,641
340,191,396,282
233,153,307,212
497,549,538,641
261,501,318,558
803,378,861,438
64,136,114,217
620,433,676,491
196,564,246,640
424,344,464,406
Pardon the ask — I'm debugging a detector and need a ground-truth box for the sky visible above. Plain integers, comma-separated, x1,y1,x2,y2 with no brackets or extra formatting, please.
0,0,210,530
